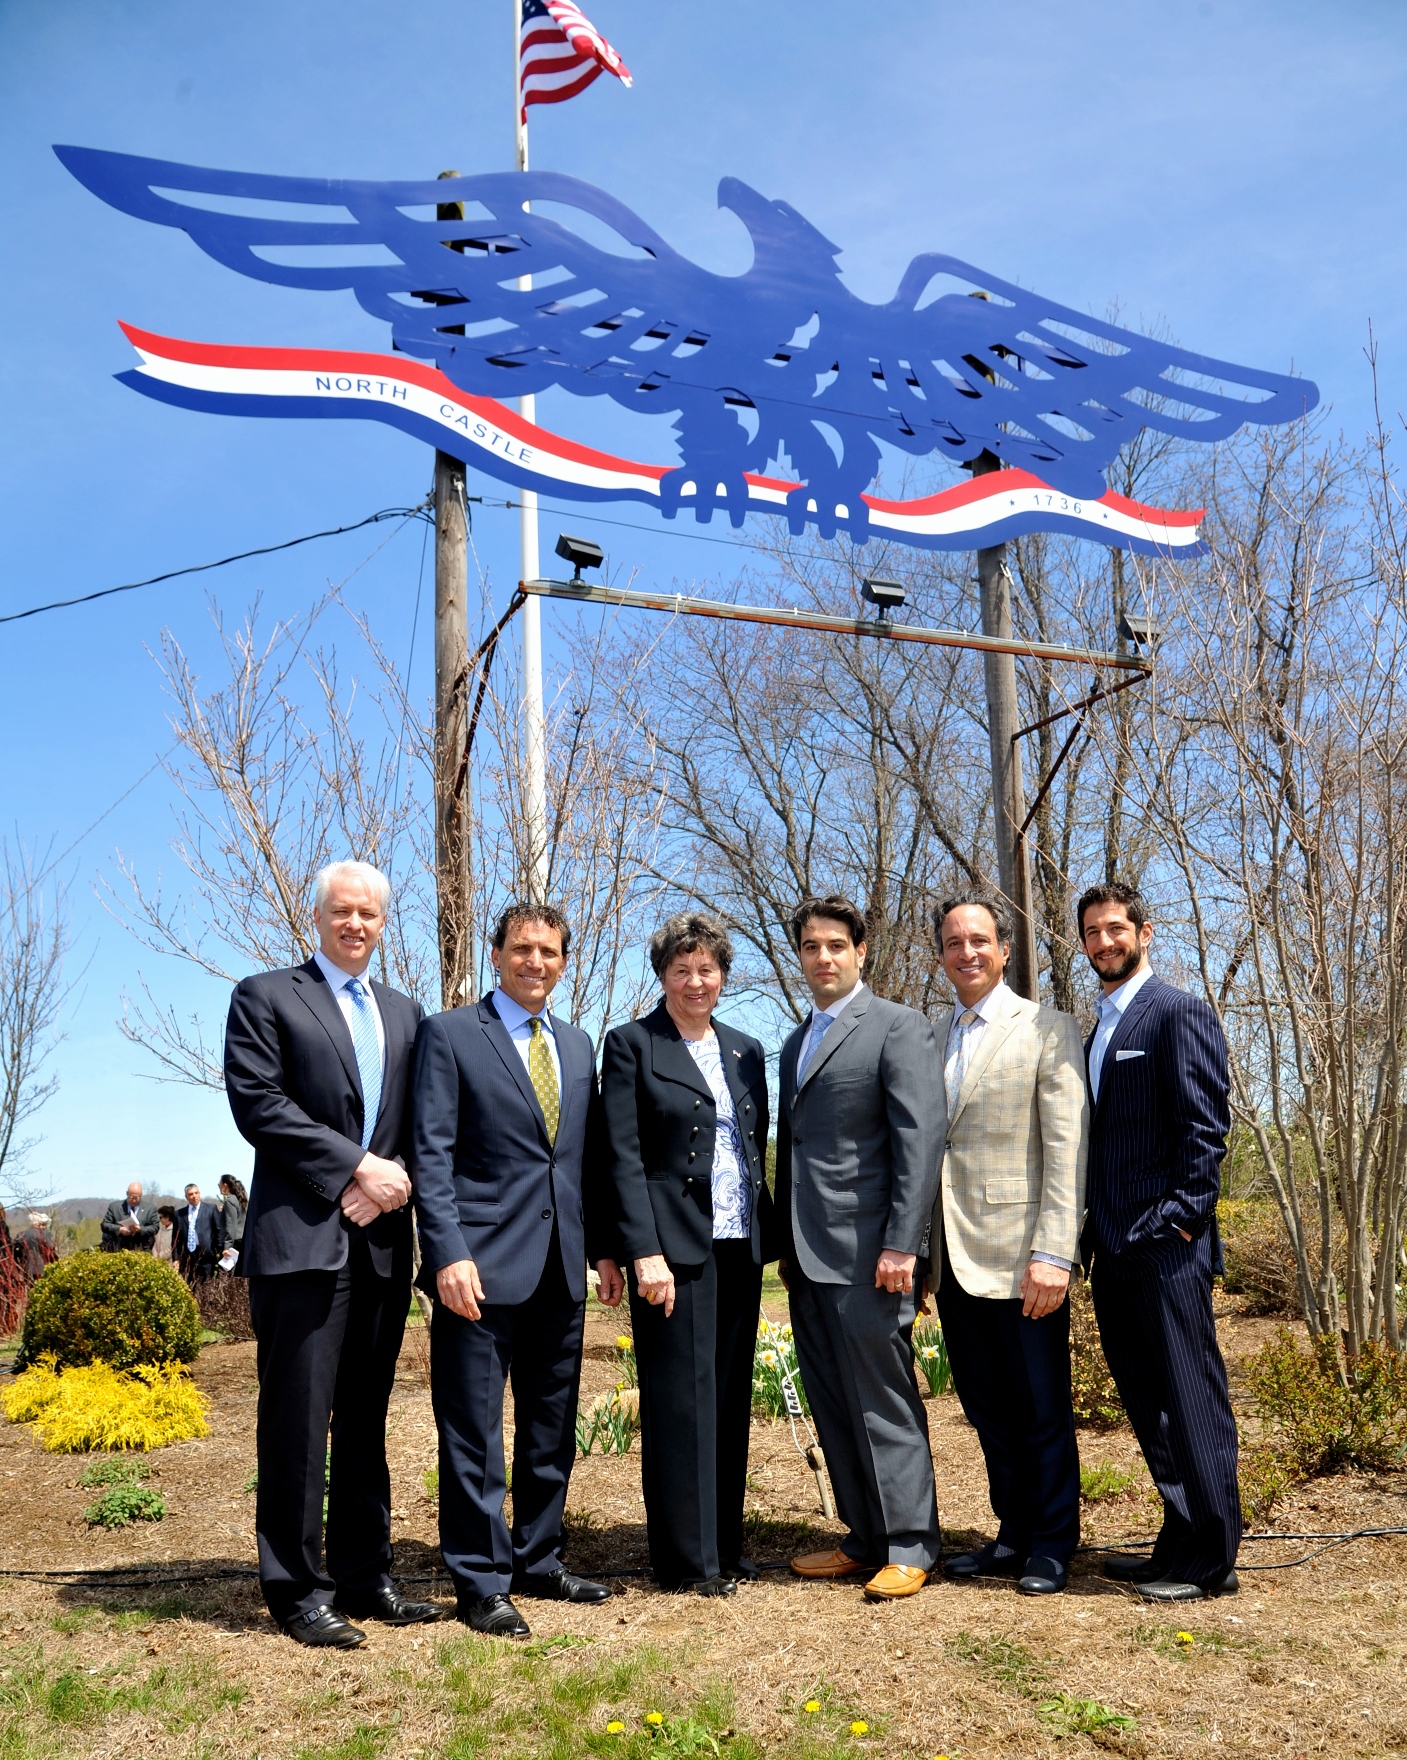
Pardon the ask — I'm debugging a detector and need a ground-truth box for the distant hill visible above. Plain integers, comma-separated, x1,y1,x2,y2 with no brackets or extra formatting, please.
5,1196,183,1227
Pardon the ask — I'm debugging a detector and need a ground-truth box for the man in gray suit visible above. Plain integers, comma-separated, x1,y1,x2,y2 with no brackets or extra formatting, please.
777,895,945,1600
101,1182,158,1252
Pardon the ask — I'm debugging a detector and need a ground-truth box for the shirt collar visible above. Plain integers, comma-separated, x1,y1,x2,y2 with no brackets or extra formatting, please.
493,988,555,1036
956,979,1008,1024
814,979,866,1023
313,948,371,996
1099,964,1155,1017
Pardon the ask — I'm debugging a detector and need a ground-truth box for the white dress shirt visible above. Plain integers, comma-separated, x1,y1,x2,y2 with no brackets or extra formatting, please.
314,948,385,1068
1088,964,1156,1102
492,988,562,1090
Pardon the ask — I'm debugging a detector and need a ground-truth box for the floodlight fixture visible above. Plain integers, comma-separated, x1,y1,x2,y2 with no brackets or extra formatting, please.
555,532,605,582
861,575,906,621
1118,612,1162,651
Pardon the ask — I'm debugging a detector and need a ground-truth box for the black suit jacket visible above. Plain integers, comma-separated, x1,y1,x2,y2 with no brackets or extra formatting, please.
175,1199,225,1267
411,995,608,1306
600,1001,774,1269
101,1200,158,1252
224,958,422,1278
1083,974,1230,1265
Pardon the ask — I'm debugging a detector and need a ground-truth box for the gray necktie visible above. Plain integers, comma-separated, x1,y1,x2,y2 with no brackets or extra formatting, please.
944,1007,980,1111
796,1011,834,1088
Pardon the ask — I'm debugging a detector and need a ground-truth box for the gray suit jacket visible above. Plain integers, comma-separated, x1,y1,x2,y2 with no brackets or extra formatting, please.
775,986,945,1284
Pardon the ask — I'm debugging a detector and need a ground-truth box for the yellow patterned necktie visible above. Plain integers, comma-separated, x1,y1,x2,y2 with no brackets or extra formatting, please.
528,1016,560,1145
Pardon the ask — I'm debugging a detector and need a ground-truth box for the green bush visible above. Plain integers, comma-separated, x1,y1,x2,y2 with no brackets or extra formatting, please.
83,1486,167,1529
1068,1276,1125,1428
1248,1327,1407,1482
17,1251,200,1371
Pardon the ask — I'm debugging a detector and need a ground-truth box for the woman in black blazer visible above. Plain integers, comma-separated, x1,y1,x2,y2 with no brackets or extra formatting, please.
600,913,773,1596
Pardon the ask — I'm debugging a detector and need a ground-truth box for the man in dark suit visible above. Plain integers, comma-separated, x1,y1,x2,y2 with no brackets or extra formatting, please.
776,896,945,1602
101,1182,158,1252
412,903,614,1638
174,1184,225,1281
224,860,438,1648
1077,881,1240,1603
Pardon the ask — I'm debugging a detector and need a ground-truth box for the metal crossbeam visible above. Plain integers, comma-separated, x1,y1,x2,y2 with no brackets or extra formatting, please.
520,578,1151,672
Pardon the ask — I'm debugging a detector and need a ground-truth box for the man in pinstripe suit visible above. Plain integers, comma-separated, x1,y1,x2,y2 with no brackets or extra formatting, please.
1078,882,1241,1603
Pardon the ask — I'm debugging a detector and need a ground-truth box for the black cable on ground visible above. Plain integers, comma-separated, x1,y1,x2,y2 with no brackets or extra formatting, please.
0,502,432,627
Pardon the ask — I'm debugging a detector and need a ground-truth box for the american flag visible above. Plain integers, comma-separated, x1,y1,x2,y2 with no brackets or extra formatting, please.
520,0,632,120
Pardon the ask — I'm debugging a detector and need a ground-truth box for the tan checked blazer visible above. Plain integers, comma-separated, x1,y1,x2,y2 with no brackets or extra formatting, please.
928,984,1088,1301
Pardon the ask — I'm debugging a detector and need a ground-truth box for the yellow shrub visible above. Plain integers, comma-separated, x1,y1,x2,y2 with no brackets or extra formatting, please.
1,1355,209,1452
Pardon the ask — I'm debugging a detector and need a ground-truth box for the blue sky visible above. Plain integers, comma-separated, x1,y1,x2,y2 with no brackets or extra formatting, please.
1,0,1404,1202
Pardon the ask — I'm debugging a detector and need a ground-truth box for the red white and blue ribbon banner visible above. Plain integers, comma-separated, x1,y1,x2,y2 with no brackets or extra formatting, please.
117,325,1206,557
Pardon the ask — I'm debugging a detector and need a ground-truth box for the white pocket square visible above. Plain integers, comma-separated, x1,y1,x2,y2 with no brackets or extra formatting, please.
1115,1048,1145,1061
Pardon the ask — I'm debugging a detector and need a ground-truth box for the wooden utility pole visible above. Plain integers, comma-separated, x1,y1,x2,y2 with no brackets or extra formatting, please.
433,448,471,1008
973,453,1039,1000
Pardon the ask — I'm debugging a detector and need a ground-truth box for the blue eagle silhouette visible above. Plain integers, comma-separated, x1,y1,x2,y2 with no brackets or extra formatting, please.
56,146,1317,539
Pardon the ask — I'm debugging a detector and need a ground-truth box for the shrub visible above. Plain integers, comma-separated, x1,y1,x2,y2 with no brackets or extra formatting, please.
3,1357,210,1452
1080,1461,1139,1503
18,1251,200,1371
192,1273,254,1342
78,1457,150,1489
1069,1277,1125,1428
1247,1327,1407,1483
911,1315,952,1397
84,1485,167,1529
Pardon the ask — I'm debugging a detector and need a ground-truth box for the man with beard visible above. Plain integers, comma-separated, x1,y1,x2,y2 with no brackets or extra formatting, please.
1077,882,1240,1603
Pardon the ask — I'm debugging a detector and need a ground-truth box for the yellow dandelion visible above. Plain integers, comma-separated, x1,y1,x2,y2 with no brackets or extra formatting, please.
851,1720,869,1735
606,1722,626,1735
1176,1630,1194,1645
645,1712,664,1726
803,1700,822,1714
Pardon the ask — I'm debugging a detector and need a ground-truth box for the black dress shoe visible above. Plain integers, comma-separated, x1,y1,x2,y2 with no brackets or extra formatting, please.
721,1559,760,1581
1018,1555,1068,1595
686,1576,737,1597
943,1542,1024,1582
335,1585,442,1625
1102,1552,1163,1583
511,1568,610,1604
284,1606,367,1648
457,1593,531,1637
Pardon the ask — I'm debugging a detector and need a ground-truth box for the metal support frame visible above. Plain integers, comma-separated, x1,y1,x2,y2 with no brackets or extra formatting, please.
1012,668,1153,838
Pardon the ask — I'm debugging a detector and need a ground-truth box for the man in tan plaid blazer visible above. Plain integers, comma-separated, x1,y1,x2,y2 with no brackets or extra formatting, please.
925,889,1088,1596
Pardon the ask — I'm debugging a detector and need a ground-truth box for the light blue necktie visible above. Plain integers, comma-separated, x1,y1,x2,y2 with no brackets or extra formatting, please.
796,1011,833,1088
345,977,383,1150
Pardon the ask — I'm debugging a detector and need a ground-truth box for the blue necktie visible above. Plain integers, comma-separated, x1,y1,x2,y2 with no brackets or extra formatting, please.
796,1011,833,1088
345,977,383,1150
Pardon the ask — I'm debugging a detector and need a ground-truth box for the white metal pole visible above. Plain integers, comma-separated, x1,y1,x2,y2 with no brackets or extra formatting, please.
513,2,550,899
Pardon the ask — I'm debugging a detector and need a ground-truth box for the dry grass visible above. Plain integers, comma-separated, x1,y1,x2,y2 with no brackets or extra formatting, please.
0,1293,1406,1758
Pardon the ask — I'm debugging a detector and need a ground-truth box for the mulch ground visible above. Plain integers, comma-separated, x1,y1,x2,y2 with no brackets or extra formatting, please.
3,1291,1407,1758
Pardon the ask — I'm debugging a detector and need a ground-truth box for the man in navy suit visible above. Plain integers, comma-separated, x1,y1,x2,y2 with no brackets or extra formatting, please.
225,860,438,1648
174,1183,225,1281
1077,882,1240,1603
412,903,618,1637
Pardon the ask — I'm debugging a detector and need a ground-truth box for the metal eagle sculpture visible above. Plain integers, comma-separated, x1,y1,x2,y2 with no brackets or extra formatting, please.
56,146,1317,542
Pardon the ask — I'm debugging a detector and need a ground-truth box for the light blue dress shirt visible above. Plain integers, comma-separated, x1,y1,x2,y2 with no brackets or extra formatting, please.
1088,964,1155,1101
492,988,562,1090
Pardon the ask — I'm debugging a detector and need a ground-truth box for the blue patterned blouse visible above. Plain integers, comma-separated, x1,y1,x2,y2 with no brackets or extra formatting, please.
685,1030,751,1240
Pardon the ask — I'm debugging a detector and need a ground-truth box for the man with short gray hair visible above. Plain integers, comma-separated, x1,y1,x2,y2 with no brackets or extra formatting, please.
225,859,437,1648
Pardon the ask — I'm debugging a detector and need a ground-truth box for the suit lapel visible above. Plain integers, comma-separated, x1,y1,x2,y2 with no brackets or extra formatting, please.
649,1008,714,1103
1093,975,1163,1115
291,961,362,1102
368,980,407,1128
714,1021,754,1113
779,1025,805,1126
949,987,1024,1126
480,996,550,1143
796,989,870,1096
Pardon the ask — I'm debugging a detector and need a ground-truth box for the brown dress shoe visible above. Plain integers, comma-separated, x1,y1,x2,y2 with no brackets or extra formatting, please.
790,1548,869,1579
864,1564,928,1600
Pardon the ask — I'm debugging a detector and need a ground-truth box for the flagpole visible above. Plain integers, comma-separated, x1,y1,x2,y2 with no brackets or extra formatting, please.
513,1,550,901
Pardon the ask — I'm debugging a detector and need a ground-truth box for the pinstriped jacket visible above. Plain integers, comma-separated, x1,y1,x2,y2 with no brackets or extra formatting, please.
927,984,1088,1302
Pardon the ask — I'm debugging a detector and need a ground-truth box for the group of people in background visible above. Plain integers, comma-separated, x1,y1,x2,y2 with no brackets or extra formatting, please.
99,1176,246,1280
220,858,1240,1651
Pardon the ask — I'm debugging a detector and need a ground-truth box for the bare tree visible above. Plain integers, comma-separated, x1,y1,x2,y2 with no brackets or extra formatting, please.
0,843,73,1206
